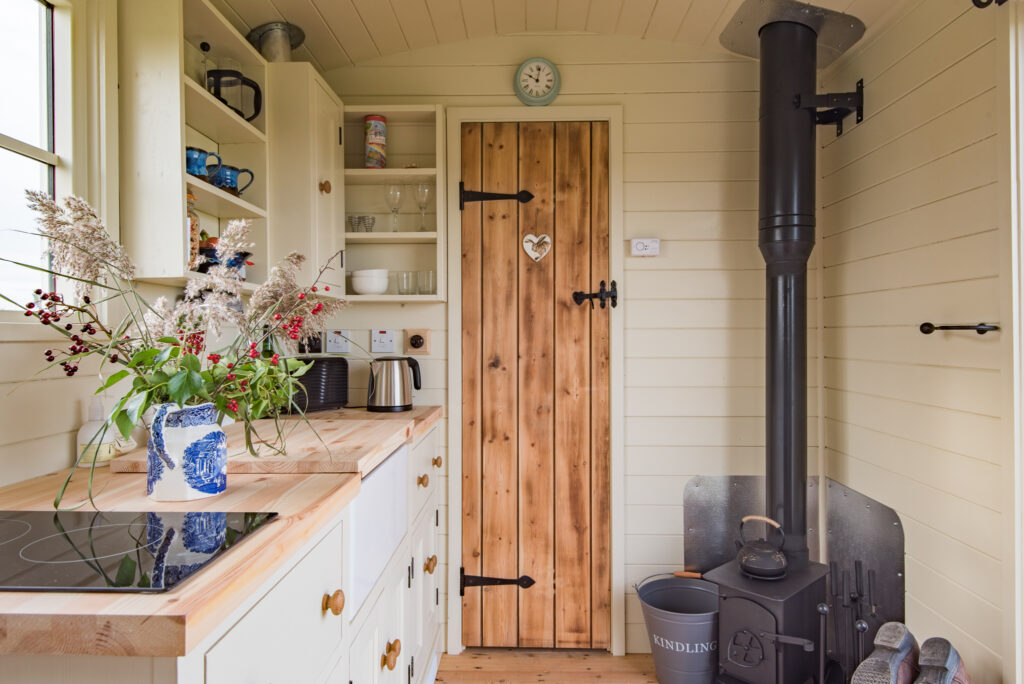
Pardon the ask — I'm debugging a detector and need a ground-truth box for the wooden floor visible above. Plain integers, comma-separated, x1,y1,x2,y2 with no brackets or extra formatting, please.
435,649,658,683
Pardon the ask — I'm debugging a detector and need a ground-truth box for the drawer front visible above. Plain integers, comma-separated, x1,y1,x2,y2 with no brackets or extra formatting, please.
407,427,439,524
206,523,345,684
349,444,409,616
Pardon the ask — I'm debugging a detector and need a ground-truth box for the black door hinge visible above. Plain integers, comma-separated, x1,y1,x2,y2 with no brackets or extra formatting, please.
459,181,534,210
408,559,414,588
973,0,1008,7
339,126,344,146
436,587,439,605
435,509,439,527
460,567,535,596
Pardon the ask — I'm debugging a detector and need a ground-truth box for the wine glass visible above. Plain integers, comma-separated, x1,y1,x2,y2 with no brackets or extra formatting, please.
413,183,432,231
384,184,403,232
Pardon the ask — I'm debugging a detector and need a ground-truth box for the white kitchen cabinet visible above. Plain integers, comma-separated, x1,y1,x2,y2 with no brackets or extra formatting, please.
408,425,441,525
119,0,270,288
205,522,346,683
265,62,346,294
341,105,446,303
410,499,441,682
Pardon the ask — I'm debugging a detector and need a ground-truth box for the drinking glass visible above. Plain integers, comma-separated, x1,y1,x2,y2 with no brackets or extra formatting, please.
397,270,417,295
346,215,362,233
384,184,403,232
413,183,432,231
417,270,436,295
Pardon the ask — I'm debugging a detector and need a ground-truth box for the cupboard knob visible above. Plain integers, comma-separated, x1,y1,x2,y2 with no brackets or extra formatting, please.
432,456,443,468
319,180,332,194
380,638,401,670
321,589,345,615
424,555,438,574
417,473,429,488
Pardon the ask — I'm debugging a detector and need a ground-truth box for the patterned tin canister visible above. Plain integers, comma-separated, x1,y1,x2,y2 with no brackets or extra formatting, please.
364,115,387,168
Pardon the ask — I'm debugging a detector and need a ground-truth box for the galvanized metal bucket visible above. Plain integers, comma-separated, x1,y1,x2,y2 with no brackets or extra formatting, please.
635,574,719,684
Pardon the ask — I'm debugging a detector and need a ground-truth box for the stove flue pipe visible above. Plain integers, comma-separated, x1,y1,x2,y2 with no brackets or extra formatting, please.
758,20,817,571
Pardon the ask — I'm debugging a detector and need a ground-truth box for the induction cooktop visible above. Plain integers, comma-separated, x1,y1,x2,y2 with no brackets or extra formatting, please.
0,510,277,593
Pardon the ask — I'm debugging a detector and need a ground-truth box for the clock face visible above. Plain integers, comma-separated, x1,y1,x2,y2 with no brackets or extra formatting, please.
514,58,560,106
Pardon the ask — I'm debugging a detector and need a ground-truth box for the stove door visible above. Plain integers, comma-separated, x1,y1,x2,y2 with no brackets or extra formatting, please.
720,596,778,684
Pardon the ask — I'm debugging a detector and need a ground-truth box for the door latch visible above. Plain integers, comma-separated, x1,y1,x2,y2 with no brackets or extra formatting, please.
460,567,535,596
760,630,815,652
572,280,617,309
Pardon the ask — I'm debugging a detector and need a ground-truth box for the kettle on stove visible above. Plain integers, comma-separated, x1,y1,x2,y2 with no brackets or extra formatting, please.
367,356,421,412
736,515,788,580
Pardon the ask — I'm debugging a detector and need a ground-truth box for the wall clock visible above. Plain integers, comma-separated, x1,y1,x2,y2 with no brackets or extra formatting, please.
514,57,560,106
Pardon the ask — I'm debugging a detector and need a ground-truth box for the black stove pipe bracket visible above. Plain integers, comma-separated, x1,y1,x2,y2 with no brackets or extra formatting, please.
796,79,864,136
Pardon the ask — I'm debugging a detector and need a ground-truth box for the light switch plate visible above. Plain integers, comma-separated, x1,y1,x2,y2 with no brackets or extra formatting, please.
370,329,397,353
630,238,660,256
325,329,351,354
405,329,431,355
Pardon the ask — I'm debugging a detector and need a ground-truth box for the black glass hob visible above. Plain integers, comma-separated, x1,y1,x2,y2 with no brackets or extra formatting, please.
0,510,277,593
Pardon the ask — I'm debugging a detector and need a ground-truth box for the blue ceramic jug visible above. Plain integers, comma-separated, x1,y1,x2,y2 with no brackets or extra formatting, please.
207,164,254,196
185,147,221,180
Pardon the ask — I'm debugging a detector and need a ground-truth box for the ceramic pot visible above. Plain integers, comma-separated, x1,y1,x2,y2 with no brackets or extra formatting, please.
147,403,227,501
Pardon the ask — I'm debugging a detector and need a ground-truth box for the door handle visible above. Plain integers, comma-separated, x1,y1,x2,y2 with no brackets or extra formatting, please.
572,280,617,309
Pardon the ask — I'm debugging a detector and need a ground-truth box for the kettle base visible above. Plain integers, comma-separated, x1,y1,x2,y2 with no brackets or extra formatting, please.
367,404,412,413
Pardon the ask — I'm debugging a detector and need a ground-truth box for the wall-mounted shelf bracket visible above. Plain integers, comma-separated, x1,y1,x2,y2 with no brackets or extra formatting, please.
795,79,864,136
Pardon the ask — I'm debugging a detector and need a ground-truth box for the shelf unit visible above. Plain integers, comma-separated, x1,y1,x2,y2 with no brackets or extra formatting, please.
341,105,445,302
120,0,269,290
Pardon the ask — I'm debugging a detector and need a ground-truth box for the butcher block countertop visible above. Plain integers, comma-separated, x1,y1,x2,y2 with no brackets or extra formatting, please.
0,406,442,657
110,405,443,476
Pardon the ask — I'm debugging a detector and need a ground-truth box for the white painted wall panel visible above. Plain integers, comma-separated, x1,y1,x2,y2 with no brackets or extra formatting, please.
820,0,1009,678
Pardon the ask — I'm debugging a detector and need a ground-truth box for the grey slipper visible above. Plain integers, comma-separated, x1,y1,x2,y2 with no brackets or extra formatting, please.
851,622,921,684
915,637,973,684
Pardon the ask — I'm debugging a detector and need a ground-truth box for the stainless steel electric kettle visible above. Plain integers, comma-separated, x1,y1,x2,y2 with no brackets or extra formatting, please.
367,356,421,412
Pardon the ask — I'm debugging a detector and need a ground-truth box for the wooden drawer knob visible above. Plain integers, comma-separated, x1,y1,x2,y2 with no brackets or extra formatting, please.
423,555,438,574
319,180,332,194
380,638,401,670
321,589,345,616
417,473,429,488
432,456,443,468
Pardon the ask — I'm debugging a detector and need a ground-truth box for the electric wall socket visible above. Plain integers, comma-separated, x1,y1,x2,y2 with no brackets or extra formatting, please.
405,329,431,355
325,329,351,353
370,329,397,353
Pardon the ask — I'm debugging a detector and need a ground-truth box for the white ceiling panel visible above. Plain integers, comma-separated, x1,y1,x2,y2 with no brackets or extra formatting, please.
556,0,590,32
494,0,527,34
615,0,657,37
585,0,623,34
351,0,409,56
390,0,439,50
525,0,557,31
214,0,908,68
461,0,497,38
644,0,692,41
426,0,468,44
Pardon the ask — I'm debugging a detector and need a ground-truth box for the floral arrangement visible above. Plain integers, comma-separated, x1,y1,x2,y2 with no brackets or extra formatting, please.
1,192,345,505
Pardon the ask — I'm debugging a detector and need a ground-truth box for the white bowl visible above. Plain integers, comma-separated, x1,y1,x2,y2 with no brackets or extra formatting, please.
353,268,388,278
351,276,388,295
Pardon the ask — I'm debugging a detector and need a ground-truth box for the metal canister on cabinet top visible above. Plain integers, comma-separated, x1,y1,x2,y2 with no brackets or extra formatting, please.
364,115,387,168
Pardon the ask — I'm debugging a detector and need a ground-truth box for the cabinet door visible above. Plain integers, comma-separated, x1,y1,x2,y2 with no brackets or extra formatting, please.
379,569,407,684
205,524,345,683
413,502,440,683
313,80,344,292
408,427,439,525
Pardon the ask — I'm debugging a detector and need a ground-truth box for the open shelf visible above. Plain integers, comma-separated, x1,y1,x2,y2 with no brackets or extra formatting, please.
186,174,266,218
182,0,265,69
183,78,266,144
344,231,437,244
344,168,437,185
342,105,438,125
343,294,444,303
139,271,261,293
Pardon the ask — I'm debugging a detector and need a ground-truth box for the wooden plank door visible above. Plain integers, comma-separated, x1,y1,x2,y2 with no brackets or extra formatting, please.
461,121,611,649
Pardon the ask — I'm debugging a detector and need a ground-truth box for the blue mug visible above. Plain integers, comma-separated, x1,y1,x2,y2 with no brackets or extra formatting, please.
207,164,254,196
185,147,221,180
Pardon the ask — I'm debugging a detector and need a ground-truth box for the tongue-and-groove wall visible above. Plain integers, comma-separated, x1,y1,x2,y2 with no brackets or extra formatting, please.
818,1,1009,680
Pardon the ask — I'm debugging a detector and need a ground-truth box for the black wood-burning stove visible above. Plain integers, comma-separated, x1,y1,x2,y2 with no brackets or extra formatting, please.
710,3,866,683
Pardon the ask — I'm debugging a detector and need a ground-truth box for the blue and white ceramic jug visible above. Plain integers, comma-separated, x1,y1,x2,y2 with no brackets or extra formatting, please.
147,403,227,501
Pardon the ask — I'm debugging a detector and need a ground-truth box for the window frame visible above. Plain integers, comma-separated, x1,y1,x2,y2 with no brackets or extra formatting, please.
0,0,118,326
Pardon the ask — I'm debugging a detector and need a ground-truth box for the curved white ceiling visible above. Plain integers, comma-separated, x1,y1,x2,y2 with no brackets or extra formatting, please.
210,0,898,71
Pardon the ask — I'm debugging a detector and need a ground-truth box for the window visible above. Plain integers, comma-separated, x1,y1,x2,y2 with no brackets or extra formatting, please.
0,0,56,308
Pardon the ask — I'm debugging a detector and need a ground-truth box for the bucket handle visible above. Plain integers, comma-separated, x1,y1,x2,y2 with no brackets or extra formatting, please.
634,571,708,594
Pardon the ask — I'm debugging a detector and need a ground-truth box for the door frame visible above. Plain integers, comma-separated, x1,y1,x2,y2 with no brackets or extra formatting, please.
445,106,626,656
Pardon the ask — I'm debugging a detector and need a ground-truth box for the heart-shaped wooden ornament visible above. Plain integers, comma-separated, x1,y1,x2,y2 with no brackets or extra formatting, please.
522,233,551,262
